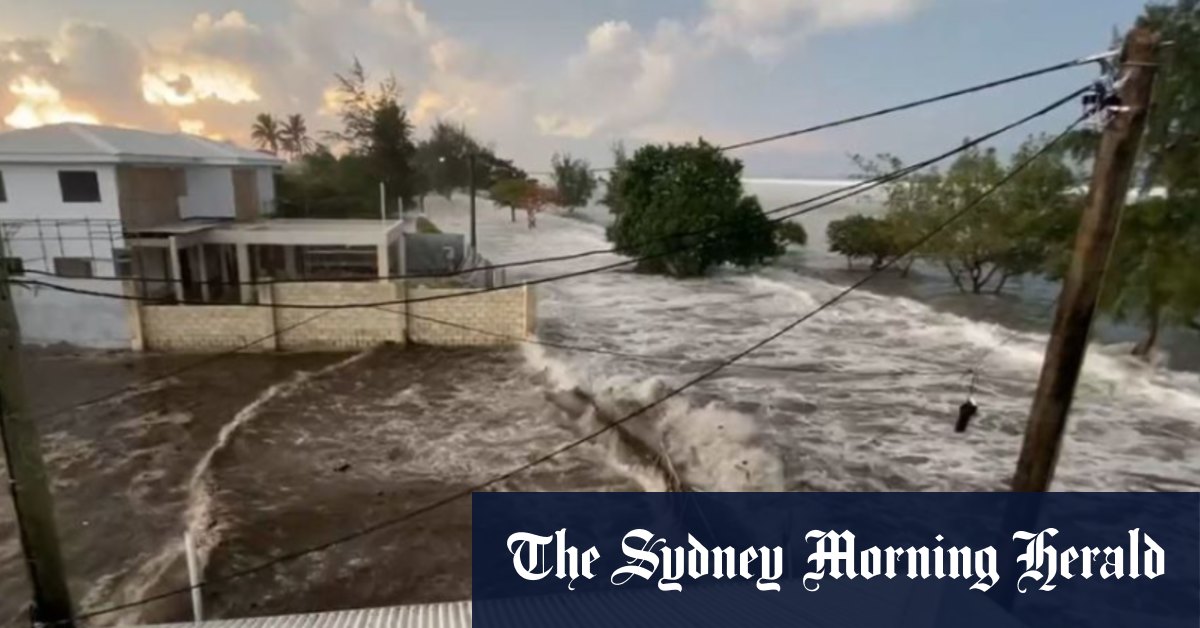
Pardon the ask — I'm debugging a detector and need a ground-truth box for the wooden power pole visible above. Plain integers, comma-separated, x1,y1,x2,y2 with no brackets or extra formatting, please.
1012,25,1161,492
0,242,75,625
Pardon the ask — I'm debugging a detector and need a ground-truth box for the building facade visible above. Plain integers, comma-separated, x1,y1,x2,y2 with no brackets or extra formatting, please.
0,123,530,352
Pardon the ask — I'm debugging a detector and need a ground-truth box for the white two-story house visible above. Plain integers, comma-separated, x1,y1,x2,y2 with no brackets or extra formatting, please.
0,123,406,349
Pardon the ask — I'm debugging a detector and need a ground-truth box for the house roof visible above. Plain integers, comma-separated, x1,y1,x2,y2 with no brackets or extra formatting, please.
0,123,285,167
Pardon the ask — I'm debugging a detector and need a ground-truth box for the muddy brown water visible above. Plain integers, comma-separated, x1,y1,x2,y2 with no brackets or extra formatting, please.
0,345,636,626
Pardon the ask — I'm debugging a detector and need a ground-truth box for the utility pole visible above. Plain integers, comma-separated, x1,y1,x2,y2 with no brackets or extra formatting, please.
468,152,478,251
0,241,75,626
1012,25,1160,492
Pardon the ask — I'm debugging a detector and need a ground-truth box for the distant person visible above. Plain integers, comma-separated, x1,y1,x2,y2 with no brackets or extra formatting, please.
527,208,538,229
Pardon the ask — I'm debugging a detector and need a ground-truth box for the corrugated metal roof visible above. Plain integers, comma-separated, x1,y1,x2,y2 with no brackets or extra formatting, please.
147,601,471,628
0,123,283,167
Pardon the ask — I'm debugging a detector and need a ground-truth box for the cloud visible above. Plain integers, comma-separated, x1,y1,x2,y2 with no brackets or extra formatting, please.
3,76,98,128
0,23,170,130
536,19,690,140
0,0,927,170
700,0,930,58
141,64,260,106
535,0,931,144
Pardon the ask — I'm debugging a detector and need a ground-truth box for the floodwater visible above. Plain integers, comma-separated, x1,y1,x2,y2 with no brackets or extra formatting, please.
424,186,1200,495
0,346,644,626
0,181,1197,625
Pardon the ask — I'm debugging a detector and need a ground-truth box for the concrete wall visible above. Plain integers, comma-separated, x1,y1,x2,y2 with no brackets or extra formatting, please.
94,281,533,353
180,166,235,219
140,302,274,352
407,285,531,346
13,278,132,349
272,281,405,351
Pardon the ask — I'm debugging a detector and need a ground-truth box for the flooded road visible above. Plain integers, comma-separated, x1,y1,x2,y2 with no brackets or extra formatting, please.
1,345,638,626
0,181,1197,625
425,189,1200,494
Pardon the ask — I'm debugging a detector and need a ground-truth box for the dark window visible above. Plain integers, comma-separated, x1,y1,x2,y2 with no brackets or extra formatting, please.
0,171,7,202
58,171,101,203
113,248,133,278
3,258,23,276
53,257,93,278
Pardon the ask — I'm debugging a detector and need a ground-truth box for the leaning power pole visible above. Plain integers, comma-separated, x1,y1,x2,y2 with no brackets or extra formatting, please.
0,242,75,625
1012,25,1161,492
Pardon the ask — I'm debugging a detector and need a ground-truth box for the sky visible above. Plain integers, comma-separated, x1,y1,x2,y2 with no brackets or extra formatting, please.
0,0,1149,177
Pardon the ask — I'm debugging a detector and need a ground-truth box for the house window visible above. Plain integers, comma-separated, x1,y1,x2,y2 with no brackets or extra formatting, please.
3,258,23,276
59,171,101,203
53,257,93,278
0,171,7,202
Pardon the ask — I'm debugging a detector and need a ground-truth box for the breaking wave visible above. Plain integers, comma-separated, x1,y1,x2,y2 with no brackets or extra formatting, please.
427,194,1200,494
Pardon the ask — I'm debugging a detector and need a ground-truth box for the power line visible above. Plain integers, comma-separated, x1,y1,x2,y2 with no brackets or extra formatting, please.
26,310,334,423
11,62,1099,291
12,85,1088,311
716,57,1103,152
524,50,1111,176
66,111,1087,625
392,306,957,378
22,56,1100,289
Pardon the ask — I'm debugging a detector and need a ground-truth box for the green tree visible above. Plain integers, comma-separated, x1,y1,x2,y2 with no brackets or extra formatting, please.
606,140,783,277
275,144,380,218
1050,3,1200,354
490,178,534,223
776,221,808,247
826,214,895,269
600,142,631,214
279,114,312,160
417,121,483,199
851,154,944,277
1093,198,1200,357
551,153,597,212
250,113,282,155
991,134,1080,292
414,122,521,201
1140,0,1200,197
328,59,417,213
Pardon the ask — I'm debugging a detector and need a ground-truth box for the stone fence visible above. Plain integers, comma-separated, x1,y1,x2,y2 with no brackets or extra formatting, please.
130,281,534,353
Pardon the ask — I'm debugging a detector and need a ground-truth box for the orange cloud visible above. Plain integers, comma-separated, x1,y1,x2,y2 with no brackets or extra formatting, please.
3,76,99,128
142,63,260,106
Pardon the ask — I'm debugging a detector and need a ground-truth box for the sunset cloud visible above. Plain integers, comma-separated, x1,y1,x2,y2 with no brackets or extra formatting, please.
141,64,260,106
3,76,98,128
0,0,941,171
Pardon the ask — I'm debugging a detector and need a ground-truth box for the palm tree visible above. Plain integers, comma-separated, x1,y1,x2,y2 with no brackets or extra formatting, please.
280,113,313,160
250,113,282,155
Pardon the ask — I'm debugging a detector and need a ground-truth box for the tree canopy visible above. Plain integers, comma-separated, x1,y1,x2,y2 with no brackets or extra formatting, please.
605,140,785,277
551,153,598,211
250,113,281,155
826,214,896,270
600,142,631,215
844,137,1079,293
273,61,521,219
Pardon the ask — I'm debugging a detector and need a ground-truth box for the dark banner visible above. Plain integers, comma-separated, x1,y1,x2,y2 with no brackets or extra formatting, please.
472,493,1199,628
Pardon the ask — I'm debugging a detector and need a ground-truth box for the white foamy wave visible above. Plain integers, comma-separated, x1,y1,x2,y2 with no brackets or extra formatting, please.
86,349,377,626
427,196,1200,492
660,401,785,491
526,345,784,492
